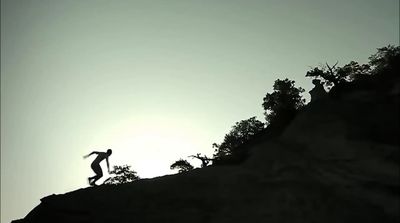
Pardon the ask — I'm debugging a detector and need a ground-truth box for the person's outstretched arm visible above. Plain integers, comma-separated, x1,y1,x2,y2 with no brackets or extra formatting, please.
83,151,99,159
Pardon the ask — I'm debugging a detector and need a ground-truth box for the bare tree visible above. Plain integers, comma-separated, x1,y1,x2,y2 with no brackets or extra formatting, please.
189,153,213,168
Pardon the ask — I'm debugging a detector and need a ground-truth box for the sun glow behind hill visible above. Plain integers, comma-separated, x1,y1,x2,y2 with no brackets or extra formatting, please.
94,115,210,179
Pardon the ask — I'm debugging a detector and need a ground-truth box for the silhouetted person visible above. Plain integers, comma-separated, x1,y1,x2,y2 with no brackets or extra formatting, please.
83,149,112,186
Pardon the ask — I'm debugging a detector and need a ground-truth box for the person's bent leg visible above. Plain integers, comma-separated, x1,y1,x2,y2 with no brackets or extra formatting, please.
90,163,103,185
91,174,103,185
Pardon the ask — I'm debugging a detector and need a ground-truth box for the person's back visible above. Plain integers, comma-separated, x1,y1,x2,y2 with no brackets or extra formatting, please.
92,152,108,165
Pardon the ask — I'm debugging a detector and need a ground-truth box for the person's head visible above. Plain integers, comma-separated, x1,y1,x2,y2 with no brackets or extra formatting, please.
107,149,112,156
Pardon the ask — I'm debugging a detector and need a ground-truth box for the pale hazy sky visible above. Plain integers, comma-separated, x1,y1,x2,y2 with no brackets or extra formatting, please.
1,0,398,222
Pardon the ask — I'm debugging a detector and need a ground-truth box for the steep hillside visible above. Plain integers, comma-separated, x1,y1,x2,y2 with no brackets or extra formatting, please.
13,79,399,223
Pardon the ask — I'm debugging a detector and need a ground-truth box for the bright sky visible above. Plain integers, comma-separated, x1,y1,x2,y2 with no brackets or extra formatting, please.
1,0,398,222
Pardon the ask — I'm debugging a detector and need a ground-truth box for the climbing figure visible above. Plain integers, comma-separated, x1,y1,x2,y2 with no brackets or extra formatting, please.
83,149,112,186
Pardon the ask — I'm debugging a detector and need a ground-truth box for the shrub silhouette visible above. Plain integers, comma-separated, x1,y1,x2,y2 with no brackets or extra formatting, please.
189,153,212,168
262,78,305,125
306,45,399,89
368,45,399,75
104,165,140,185
170,159,194,173
212,117,265,162
306,45,399,98
306,61,371,90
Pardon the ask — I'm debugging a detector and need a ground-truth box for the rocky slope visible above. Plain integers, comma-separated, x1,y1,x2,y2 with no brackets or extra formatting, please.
13,78,399,223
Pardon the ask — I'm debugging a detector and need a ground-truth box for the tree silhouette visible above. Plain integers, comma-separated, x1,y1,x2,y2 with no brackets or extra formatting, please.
306,45,399,96
262,78,305,124
337,61,371,81
213,117,265,160
305,46,399,88
104,165,140,185
170,159,194,173
368,45,399,75
306,61,370,89
189,153,213,167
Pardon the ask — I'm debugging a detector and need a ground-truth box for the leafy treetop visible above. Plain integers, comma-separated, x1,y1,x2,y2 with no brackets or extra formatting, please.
170,159,194,173
306,45,399,88
212,116,265,159
262,78,305,124
368,45,399,74
104,165,140,185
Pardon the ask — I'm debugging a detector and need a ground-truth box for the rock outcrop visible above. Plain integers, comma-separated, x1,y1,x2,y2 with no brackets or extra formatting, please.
13,77,399,223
